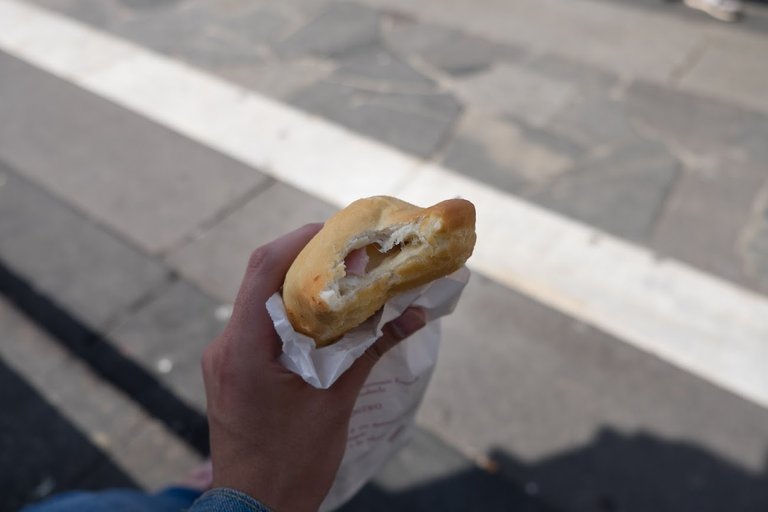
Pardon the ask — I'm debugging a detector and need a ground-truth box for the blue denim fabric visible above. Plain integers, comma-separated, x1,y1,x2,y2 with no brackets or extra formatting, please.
21,487,271,512
21,487,202,512
190,489,272,512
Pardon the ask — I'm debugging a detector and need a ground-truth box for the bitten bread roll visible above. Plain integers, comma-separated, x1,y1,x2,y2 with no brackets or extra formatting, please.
283,196,476,346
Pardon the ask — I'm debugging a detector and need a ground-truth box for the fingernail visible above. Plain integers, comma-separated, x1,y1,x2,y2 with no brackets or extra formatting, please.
390,308,427,339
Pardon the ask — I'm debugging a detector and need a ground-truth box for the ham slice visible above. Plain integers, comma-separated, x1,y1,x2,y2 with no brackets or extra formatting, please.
344,247,369,276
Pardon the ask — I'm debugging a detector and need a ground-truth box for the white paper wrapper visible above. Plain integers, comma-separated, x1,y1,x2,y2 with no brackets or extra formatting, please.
265,267,470,510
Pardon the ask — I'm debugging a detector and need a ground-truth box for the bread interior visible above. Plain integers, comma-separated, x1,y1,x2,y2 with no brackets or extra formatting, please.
319,220,438,309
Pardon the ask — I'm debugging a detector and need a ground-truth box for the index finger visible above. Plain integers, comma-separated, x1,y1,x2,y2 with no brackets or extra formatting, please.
227,223,322,359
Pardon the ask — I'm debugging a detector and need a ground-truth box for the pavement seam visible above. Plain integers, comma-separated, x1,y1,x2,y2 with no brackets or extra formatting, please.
0,158,188,332
739,179,768,286
378,14,463,90
157,176,277,261
357,0,768,115
645,152,685,244
321,74,441,97
0,295,203,492
270,1,330,47
1,150,226,452
667,38,710,86
0,157,174,271
101,272,180,334
0,260,211,453
624,114,717,175
4,0,768,412
424,105,465,164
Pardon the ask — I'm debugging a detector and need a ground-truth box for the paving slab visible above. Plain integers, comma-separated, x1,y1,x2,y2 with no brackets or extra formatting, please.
14,0,766,290
0,187,549,510
168,181,337,302
651,160,766,290
383,17,524,77
291,79,460,158
417,272,768,512
0,167,549,510
491,428,768,512
3,282,548,510
342,427,554,512
31,0,768,120
440,110,580,194
625,81,768,287
0,50,269,255
678,37,768,114
30,0,336,99
273,3,466,159
448,63,577,128
548,95,641,149
0,297,202,493
2,6,768,511
108,419,204,492
0,164,169,331
441,115,679,243
744,195,768,289
0,156,209,452
0,360,136,511
211,56,335,100
278,1,381,59
335,43,436,92
625,81,768,168
113,1,291,68
524,53,618,96
109,280,228,410
356,0,768,104
530,139,680,242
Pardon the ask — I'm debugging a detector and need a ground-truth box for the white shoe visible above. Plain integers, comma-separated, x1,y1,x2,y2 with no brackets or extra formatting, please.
684,0,743,22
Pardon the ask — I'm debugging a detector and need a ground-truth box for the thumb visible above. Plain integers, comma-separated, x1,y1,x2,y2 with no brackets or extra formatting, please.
334,308,427,394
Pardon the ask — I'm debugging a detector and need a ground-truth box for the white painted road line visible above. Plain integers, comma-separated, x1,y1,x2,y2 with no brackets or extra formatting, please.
1,0,767,409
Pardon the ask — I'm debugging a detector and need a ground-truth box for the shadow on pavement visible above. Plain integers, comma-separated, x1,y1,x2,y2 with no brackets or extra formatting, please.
341,468,554,512
342,427,768,512
0,359,137,512
490,427,768,512
3,264,768,511
8,412,768,512
0,261,210,457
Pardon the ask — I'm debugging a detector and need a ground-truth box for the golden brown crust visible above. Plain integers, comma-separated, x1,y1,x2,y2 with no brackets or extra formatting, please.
282,196,476,346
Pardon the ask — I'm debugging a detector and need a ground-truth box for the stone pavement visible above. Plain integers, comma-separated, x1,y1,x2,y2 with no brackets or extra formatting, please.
2,0,768,511
22,0,768,293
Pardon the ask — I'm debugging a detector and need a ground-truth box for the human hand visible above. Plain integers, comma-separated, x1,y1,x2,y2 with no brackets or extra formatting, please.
201,224,427,511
